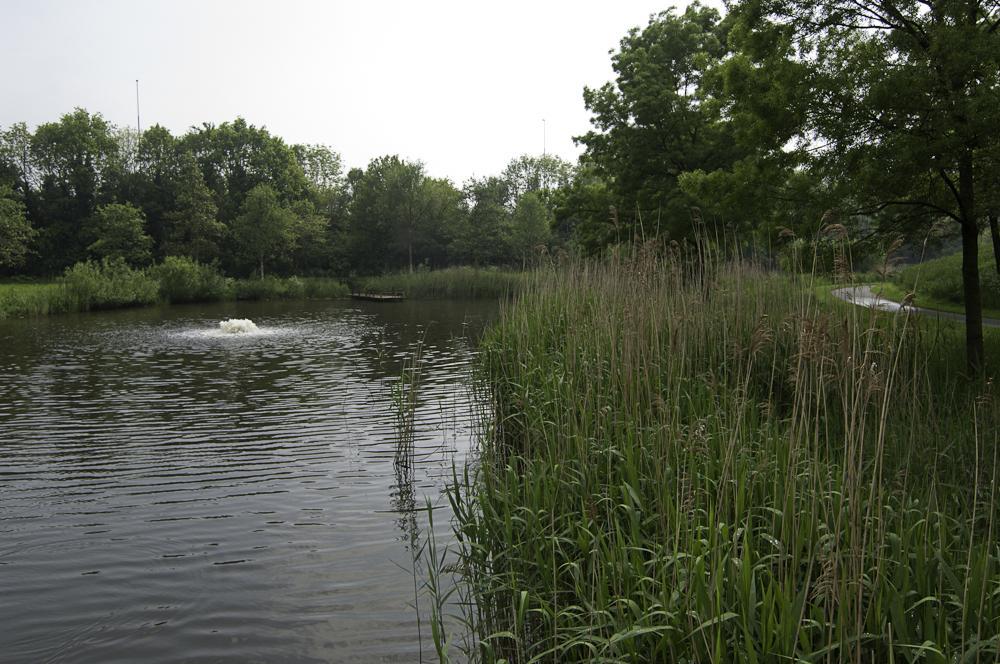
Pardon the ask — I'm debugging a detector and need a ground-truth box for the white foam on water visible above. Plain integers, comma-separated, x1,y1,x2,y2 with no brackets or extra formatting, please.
174,319,272,340
219,318,259,334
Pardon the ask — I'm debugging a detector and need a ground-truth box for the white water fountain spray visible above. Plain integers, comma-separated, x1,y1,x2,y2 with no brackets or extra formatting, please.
219,318,259,334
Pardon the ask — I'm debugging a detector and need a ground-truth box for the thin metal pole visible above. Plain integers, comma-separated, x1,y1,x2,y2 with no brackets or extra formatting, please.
542,118,546,156
135,79,141,135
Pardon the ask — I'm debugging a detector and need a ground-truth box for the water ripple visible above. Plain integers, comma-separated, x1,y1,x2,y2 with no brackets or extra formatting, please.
0,299,495,663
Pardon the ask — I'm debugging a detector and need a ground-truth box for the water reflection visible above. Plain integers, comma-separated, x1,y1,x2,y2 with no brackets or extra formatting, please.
0,298,495,663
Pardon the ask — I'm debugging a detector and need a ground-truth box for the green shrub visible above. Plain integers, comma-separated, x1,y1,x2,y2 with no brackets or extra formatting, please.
63,258,159,311
150,256,232,303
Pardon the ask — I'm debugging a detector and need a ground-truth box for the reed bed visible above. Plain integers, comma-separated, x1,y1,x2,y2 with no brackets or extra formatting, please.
438,245,1000,663
0,281,69,318
0,260,350,320
359,266,526,300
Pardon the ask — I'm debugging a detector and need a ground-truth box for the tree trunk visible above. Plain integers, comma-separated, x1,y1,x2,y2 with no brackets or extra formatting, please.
408,241,413,274
958,154,984,375
989,213,1000,276
259,254,265,280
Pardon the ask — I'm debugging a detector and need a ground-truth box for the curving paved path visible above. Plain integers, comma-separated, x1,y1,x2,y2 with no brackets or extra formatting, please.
832,285,1000,328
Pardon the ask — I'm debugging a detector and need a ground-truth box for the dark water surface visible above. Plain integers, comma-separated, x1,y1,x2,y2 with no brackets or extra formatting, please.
0,299,495,663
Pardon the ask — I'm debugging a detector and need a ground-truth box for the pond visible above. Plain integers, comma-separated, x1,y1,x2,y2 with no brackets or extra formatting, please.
0,298,496,663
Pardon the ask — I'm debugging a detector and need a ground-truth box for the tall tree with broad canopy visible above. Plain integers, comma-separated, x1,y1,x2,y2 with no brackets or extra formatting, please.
0,123,37,198
180,118,308,226
577,3,746,242
0,185,34,270
86,203,153,267
348,156,461,273
127,125,182,254
510,191,553,265
231,184,297,279
501,154,574,210
453,176,513,266
163,152,225,264
29,109,120,272
726,0,1000,373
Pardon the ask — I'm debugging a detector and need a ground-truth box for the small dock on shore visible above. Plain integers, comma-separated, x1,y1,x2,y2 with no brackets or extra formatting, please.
350,292,405,302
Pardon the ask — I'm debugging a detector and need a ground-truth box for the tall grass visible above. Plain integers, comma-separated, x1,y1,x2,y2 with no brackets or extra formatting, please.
0,260,350,319
438,244,1000,662
358,266,525,299
0,281,70,317
233,275,349,300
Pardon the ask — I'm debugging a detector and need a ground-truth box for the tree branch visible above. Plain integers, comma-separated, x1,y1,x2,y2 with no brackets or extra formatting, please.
937,168,963,214
855,197,962,223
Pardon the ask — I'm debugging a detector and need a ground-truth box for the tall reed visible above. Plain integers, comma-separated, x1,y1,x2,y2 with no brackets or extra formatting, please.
359,267,526,300
0,281,70,318
439,242,1000,662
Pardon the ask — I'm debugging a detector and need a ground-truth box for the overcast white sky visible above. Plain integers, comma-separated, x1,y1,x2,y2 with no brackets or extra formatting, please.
1,0,710,183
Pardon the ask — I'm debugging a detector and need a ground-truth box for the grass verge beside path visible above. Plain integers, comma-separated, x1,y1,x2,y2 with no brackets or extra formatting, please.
436,254,999,662
893,240,1000,311
868,280,1000,321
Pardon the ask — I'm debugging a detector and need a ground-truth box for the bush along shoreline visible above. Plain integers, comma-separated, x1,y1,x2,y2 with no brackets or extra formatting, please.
433,248,999,662
0,256,351,319
0,259,529,320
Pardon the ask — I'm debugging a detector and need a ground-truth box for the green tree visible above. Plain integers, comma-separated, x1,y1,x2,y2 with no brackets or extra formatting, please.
452,176,513,265
0,123,36,196
87,203,153,266
578,4,744,242
163,152,225,263
289,199,332,274
231,184,297,278
510,191,553,265
501,154,574,209
0,186,34,269
550,165,619,255
728,0,1000,372
418,176,466,267
292,143,343,193
347,156,460,273
30,109,120,272
181,118,307,226
129,125,182,255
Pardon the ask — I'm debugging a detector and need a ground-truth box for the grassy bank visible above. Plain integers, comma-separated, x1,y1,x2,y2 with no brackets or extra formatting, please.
869,280,1000,321
0,258,350,320
0,281,70,318
358,266,525,299
1,262,519,320
894,240,1000,311
439,252,999,662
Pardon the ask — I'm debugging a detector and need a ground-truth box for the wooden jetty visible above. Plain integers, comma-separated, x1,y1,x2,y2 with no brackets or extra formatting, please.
350,292,405,302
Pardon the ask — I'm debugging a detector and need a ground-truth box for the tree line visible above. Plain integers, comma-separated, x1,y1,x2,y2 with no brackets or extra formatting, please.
0,111,572,279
